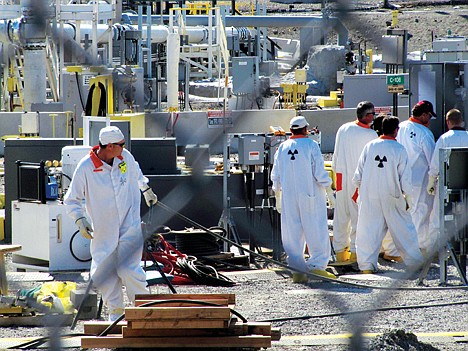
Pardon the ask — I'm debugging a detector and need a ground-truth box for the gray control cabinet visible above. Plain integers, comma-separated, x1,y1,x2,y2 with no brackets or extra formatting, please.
238,135,265,165
232,57,259,95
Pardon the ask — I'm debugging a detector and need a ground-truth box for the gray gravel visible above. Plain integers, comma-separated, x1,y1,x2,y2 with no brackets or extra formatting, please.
3,251,468,350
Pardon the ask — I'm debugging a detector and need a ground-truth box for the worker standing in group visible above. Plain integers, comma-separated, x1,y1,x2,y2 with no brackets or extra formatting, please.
427,108,468,254
331,101,377,263
353,116,424,273
64,126,158,321
396,100,436,255
271,116,336,282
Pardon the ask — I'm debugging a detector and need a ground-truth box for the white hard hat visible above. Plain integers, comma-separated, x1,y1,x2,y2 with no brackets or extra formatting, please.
290,116,309,130
99,126,125,145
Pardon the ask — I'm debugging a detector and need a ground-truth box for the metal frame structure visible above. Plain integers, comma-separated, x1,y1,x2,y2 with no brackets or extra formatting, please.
438,147,468,285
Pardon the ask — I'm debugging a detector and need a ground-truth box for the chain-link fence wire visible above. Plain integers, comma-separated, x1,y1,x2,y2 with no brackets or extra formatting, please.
5,1,468,350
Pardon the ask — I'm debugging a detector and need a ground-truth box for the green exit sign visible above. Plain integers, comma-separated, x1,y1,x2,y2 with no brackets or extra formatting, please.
387,75,405,85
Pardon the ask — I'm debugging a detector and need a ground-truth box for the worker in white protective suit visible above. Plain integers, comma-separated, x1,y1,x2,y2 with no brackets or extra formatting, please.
353,116,424,273
396,100,436,255
271,116,336,282
332,101,377,263
369,113,403,263
427,109,468,254
64,126,158,321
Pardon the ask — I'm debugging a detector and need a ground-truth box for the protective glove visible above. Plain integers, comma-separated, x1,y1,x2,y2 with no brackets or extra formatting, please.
75,217,93,239
404,194,412,211
275,190,282,214
142,185,158,207
326,187,335,209
427,175,437,195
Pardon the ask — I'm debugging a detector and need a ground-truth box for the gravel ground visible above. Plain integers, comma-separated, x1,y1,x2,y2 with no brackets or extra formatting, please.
3,1,468,350
253,0,468,54
3,249,468,350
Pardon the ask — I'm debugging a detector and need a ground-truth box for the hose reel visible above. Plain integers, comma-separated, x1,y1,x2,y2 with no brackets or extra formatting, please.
172,227,227,257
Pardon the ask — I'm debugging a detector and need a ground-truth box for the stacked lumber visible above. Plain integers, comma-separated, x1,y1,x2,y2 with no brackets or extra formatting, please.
82,293,280,349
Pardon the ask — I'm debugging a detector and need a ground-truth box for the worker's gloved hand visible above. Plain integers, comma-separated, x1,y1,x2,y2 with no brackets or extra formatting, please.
75,217,93,239
326,187,335,209
427,175,437,195
275,190,282,214
404,194,412,211
142,186,158,207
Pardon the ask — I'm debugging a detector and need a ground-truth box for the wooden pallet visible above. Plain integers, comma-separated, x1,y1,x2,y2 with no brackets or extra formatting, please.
82,293,279,349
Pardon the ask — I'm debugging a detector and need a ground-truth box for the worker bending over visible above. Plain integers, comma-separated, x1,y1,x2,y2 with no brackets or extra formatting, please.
427,108,468,254
64,126,158,321
271,116,336,282
353,116,424,273
396,100,436,255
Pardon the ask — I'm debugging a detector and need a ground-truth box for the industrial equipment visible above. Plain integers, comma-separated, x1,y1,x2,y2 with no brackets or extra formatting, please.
61,145,92,192
11,158,91,271
437,147,468,284
12,200,91,271
410,62,468,139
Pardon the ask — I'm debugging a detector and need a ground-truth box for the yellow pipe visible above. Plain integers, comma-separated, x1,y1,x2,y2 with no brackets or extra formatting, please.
392,10,398,28
365,49,373,74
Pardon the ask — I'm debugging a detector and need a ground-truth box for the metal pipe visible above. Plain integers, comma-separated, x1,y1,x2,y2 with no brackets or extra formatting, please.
124,14,348,45
125,14,343,28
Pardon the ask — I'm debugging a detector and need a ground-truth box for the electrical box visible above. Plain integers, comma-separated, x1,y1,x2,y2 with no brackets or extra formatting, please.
433,37,467,51
295,69,307,83
11,201,91,271
265,134,286,165
185,144,210,168
132,138,180,175
21,112,39,135
381,35,404,65
238,135,265,165
232,57,259,94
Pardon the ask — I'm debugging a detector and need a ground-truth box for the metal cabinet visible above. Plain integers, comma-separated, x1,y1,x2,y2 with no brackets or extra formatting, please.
11,201,91,271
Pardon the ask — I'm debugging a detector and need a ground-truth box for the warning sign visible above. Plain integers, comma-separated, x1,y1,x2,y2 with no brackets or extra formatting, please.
387,85,404,93
375,106,392,115
249,151,260,161
207,110,233,128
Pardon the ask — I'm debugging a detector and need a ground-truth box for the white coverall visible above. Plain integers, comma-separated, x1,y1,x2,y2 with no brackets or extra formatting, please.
428,128,468,251
353,137,424,271
332,121,377,254
396,118,435,251
271,135,332,271
64,146,149,312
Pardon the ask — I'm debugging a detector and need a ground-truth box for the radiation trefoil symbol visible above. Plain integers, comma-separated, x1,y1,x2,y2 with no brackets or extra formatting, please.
375,155,387,168
288,149,298,160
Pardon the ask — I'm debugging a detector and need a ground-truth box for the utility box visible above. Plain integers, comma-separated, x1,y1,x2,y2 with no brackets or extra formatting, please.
132,138,180,175
343,74,409,108
232,57,259,95
382,35,404,65
185,144,210,168
265,134,287,165
21,112,39,135
238,135,265,166
433,37,467,51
